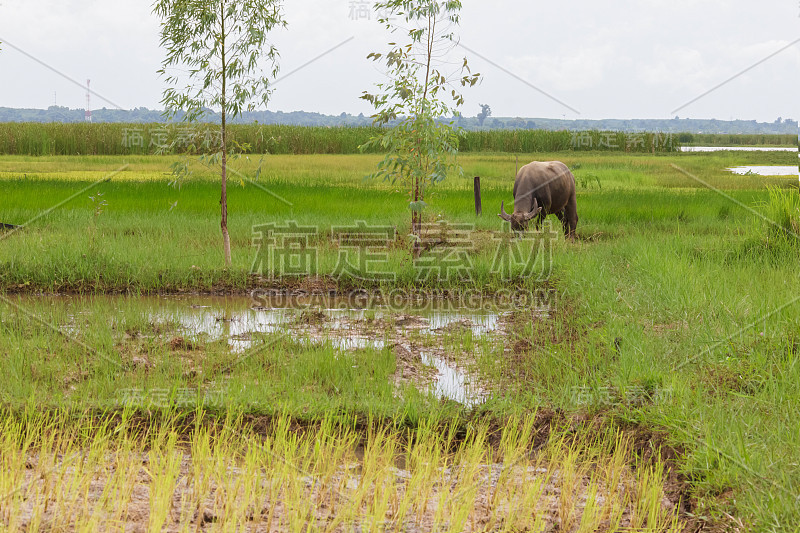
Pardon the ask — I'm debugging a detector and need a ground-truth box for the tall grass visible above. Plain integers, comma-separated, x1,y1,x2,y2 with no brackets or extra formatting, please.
0,123,386,156
3,123,794,156
459,129,680,153
763,186,800,246
0,123,683,156
679,132,797,147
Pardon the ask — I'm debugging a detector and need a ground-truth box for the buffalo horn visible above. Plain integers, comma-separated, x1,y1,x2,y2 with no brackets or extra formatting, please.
498,201,512,221
523,198,540,221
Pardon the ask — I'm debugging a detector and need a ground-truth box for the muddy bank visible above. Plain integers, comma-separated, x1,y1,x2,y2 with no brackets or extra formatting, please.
0,272,556,299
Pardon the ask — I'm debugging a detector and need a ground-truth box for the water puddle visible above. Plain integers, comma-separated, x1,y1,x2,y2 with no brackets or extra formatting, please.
41,294,529,407
155,297,507,407
156,299,506,354
420,352,483,407
726,166,799,177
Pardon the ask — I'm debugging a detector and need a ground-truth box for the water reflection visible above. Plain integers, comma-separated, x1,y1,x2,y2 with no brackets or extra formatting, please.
725,166,798,177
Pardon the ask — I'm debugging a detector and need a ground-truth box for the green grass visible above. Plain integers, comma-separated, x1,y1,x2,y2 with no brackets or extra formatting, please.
548,229,800,530
0,150,795,293
762,186,800,245
1,150,799,530
0,295,438,419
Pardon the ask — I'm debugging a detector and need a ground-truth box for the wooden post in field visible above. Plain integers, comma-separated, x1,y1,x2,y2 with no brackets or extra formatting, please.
474,176,482,216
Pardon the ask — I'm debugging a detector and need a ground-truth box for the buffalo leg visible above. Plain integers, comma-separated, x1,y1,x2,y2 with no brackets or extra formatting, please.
564,196,578,240
555,210,569,236
556,210,568,234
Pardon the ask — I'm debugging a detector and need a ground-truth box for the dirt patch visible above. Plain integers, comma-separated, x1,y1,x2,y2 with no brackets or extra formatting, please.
512,338,533,354
434,318,475,333
296,309,328,325
620,425,693,515
393,314,429,327
169,336,198,351
390,342,436,390
61,369,89,387
697,365,761,398
627,428,745,533
541,415,745,533
115,333,203,372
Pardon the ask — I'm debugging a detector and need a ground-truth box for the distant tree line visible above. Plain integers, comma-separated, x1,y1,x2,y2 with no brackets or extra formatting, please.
0,106,797,135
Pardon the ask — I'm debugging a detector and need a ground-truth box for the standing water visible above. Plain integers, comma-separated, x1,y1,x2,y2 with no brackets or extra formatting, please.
38,294,529,407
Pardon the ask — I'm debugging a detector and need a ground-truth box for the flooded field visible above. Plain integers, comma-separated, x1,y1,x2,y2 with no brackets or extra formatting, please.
23,293,550,409
0,291,692,532
163,294,519,406
725,165,799,177
165,295,506,351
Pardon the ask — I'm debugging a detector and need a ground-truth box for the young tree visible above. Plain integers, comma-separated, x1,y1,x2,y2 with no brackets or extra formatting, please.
153,0,285,266
477,103,491,127
361,0,479,257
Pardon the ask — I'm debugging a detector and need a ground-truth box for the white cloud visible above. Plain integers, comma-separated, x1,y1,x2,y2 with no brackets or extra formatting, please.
638,46,718,91
0,0,795,121
506,44,617,92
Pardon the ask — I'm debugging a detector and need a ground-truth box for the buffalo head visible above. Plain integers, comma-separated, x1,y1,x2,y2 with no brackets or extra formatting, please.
498,199,542,231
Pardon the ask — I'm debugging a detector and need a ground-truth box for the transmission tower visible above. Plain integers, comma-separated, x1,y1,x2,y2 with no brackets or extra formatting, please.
85,79,92,122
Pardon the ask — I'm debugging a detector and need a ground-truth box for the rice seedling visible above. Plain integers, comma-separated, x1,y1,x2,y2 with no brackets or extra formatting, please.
0,408,685,532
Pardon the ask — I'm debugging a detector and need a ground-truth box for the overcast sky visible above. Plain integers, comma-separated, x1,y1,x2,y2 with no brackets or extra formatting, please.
0,0,798,122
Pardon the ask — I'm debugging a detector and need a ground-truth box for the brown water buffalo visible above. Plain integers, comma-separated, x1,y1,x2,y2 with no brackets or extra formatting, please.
498,160,578,238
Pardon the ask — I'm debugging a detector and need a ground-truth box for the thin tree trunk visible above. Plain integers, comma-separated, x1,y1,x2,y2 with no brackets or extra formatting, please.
220,1,231,267
412,177,421,258
411,10,435,260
